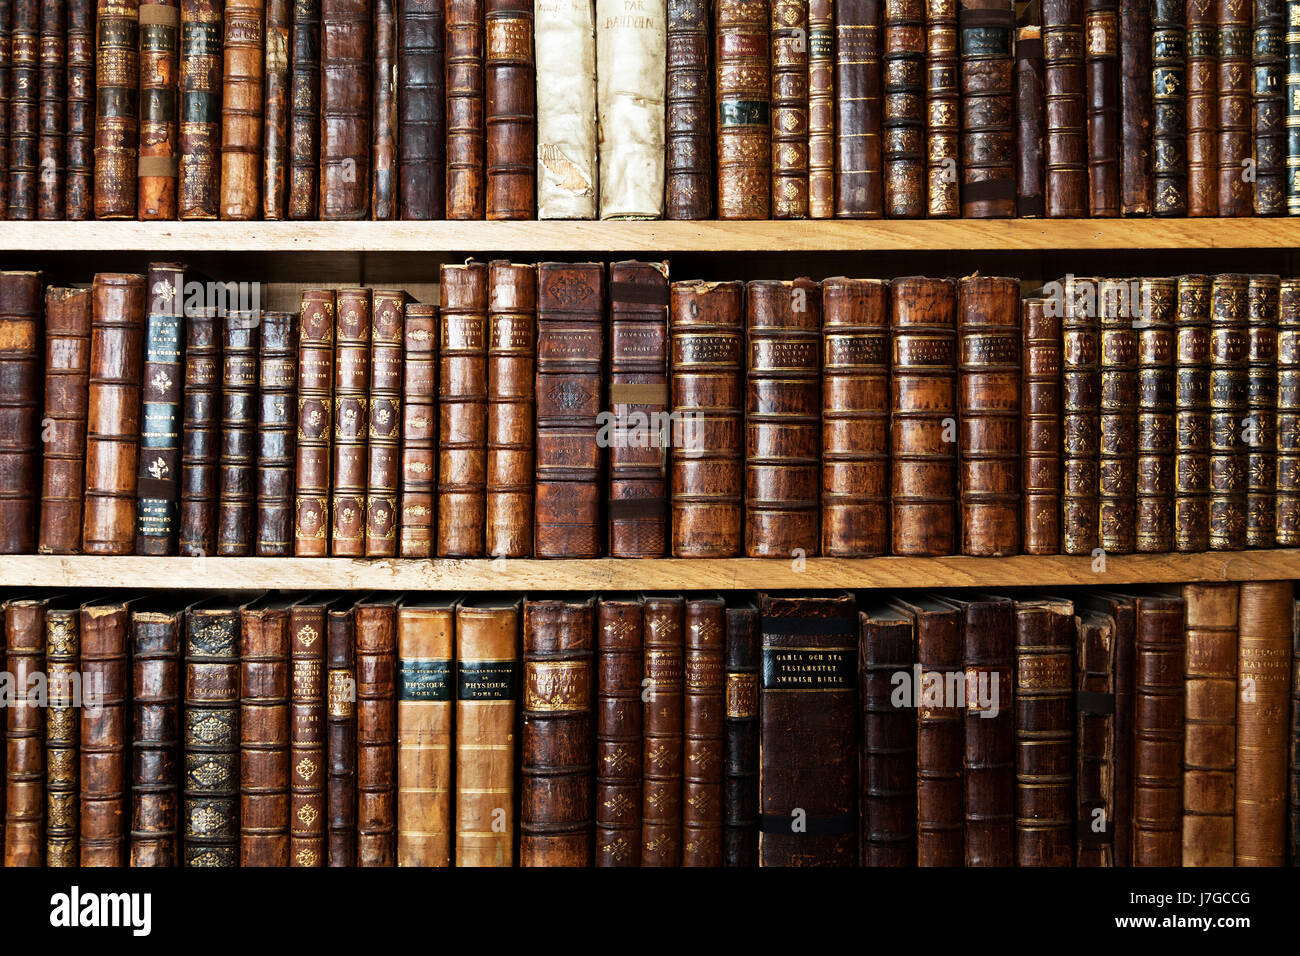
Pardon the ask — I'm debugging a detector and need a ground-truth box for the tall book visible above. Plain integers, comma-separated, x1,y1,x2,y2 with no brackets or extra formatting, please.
0,271,43,553
859,604,917,866
45,603,80,866
1289,0,1300,214
293,290,334,556
595,0,666,218
371,0,398,218
7,0,38,219
4,596,47,865
1209,274,1248,550
834,0,883,217
239,595,293,866
1132,591,1186,866
1136,277,1176,553
319,0,371,218
486,263,535,557
261,0,290,218
135,262,186,556
642,594,684,865
399,302,437,557
216,311,260,554
38,287,91,554
366,290,405,555
1083,0,1118,214
438,264,487,556
256,310,298,556
93,0,139,218
595,597,643,866
1254,0,1286,214
807,0,834,217
1186,0,1217,215
332,288,371,556
1043,0,1087,216
770,0,809,218
130,602,185,867
445,0,483,218
287,0,321,218
64,0,93,218
958,0,1015,217
1099,278,1137,554
1014,25,1045,217
1279,279,1300,545
1151,0,1187,215
288,594,330,866
138,0,180,219
1075,606,1116,865
925,0,960,216
483,0,534,219
36,0,67,220
1246,275,1280,548
535,0,596,218
1119,0,1152,213
81,597,135,865
355,593,400,866
665,0,711,219
715,0,771,218
1062,275,1100,555
1217,0,1251,215
1021,296,1061,554
1175,274,1211,551
723,603,759,866
178,0,223,218
884,0,927,217
683,595,725,866
178,307,221,555
325,600,356,865
397,0,445,219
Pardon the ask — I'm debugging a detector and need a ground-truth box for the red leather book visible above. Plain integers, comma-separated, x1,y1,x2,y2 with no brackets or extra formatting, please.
682,595,725,866
399,302,437,557
485,262,536,557
595,596,642,866
366,290,405,555
39,287,91,555
332,289,371,555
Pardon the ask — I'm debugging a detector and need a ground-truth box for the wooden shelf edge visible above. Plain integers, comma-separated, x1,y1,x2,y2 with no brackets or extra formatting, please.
2,551,1297,590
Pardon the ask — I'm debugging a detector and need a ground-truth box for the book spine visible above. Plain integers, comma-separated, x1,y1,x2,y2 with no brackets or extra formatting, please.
1288,0,1300,213
641,595,684,865
1136,278,1176,552
1175,274,1211,551
1254,0,1286,213
925,0,960,215
484,0,534,219
1217,0,1251,214
1015,25,1046,217
723,605,759,866
325,605,356,865
38,289,89,554
1021,296,1061,554
595,0,666,218
1075,609,1115,864
8,0,38,218
1062,275,1100,555
218,0,265,219
959,0,1016,217
961,596,1015,866
1246,275,1280,547
366,290,405,555
256,311,298,555
1152,0,1187,215
240,604,291,866
138,0,180,219
399,302,437,557
1132,594,1185,866
859,609,917,866
0,0,8,217
1099,278,1137,553
94,0,139,218
807,0,834,218
666,0,711,220
1044,0,1088,216
771,0,810,218
1187,0,1218,214
178,308,220,555
1278,279,1300,544
716,0,771,219
682,596,725,865
217,312,260,554
0,271,42,553
287,0,321,218
319,0,371,219
836,0,883,217
355,598,398,866
262,0,291,218
397,0,445,219
445,0,484,218
371,0,398,219
438,264,488,556
183,605,240,866
884,0,927,217
1119,0,1152,213
1209,273,1248,550
912,600,963,864
293,290,334,556
289,603,327,865
44,608,79,865
595,598,643,866
80,600,130,865
36,0,65,220
535,0,596,219
135,262,185,555
1083,0,1119,213
396,603,454,866
4,597,46,865
64,0,93,218
485,261,536,557
331,288,371,555
177,0,222,219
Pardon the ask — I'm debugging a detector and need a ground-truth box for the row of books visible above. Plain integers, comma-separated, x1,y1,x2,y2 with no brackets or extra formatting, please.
3,0,1296,222
2,582,1297,867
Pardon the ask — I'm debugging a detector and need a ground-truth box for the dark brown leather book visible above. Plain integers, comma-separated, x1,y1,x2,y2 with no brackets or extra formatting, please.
683,595,725,866
958,275,1020,556
1062,275,1100,555
883,0,927,217
1151,0,1186,215
400,302,437,557
262,0,291,218
1021,296,1060,555
715,0,771,219
1186,0,1217,215
36,0,67,220
93,0,139,218
81,597,135,866
1254,0,1285,214
535,262,605,557
218,0,265,219
822,278,890,557
1209,274,1248,550
178,0,223,218
642,594,683,866
746,278,821,557
596,597,643,866
326,600,356,865
294,290,334,556
1279,278,1300,545
926,0,960,216
0,0,8,216
1082,591,1137,865
1014,25,1045,217
723,603,759,866
288,595,330,866
256,311,298,556
371,0,398,219
1099,278,1137,554
669,280,744,558
356,593,400,866
1013,596,1074,867
1075,606,1115,865
835,0,883,217
135,263,186,556
758,591,857,867
959,0,1016,216
1175,274,1211,551
1083,0,1118,214
609,261,670,558
486,262,535,557
287,0,321,219
366,290,405,556
1137,277,1176,553
4,596,47,866
39,288,90,555
320,0,371,218
1246,275,1279,548
64,0,94,218
130,602,185,867
445,0,484,218
217,311,260,555
808,0,834,217
859,604,917,866
1216,0,1251,215
1132,591,1185,867
771,0,810,218
1043,0,1088,216
7,0,38,219
45,603,80,866
332,288,371,556
439,264,487,557
1118,0,1152,213
240,595,292,867
484,0,534,219
892,276,957,556
179,307,221,556
665,0,711,219
83,274,146,556
398,0,445,219
0,272,43,554
521,595,594,867
138,0,180,219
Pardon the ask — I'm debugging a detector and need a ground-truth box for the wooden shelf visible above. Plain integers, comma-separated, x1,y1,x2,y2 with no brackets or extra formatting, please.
3,550,1298,591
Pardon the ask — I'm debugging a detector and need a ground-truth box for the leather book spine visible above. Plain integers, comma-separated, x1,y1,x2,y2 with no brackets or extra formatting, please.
1246,275,1280,547
484,0,534,219
217,311,260,555
596,598,643,866
0,271,42,553
771,0,810,218
445,0,484,219
1133,593,1185,867
81,599,131,866
669,280,745,558
356,595,399,866
256,310,298,555
807,0,834,218
36,0,66,220
642,595,684,866
294,290,334,556
821,277,890,557
4,597,46,865
1209,273,1248,550
926,0,960,216
1075,608,1115,865
1175,274,1211,551
183,604,240,866
371,0,398,219
746,278,821,557
1083,0,1119,214
758,591,857,867
1119,0,1152,213
1099,278,1137,554
396,601,454,866
319,0,371,219
595,0,666,218
609,260,670,558
1151,0,1187,215
907,596,963,864
83,273,146,556
218,0,265,220
332,288,371,555
1101,592,1137,865
7,0,38,219
891,276,957,556
138,0,180,219
1186,0,1218,215
535,0,596,219
366,290,405,555
399,302,437,557
958,274,1021,556
1062,275,1100,555
439,264,488,557
1217,0,1251,214
486,261,536,557
723,605,759,866
240,602,291,866
1015,25,1046,217
1254,0,1286,213
1235,580,1291,865
1181,582,1237,865
40,288,90,555
1021,296,1060,555
94,0,140,219
521,596,595,867
666,0,711,220
454,599,519,866
398,0,445,219
1043,0,1088,215
959,0,1016,217
683,596,725,866
177,0,223,219
534,261,605,557
130,608,182,866
1137,278,1176,553
325,604,355,865
64,0,93,218
859,606,917,866
835,0,884,217
1278,278,1300,544
178,307,220,555
885,0,928,217
716,0,771,219
1288,0,1300,213
287,0,321,218
45,607,80,866
135,262,185,556
262,0,291,218
288,600,326,865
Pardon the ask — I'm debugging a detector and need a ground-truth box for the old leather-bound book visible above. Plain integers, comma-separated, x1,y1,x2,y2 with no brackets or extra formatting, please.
1014,25,1045,217
1062,275,1100,555
39,289,90,554
758,591,856,867
320,0,371,218
723,603,759,866
1235,580,1291,865
892,276,957,556
294,290,334,556
716,0,770,218
366,290,405,555
1209,274,1248,550
596,0,666,218
455,598,518,866
218,0,265,219
1119,0,1152,214
1136,278,1176,552
1075,607,1115,864
371,0,398,219
83,274,146,556
395,597,456,866
439,264,487,557
240,595,292,867
256,311,298,556
262,0,291,218
178,308,221,555
1099,278,1137,554
836,0,884,217
484,0,534,219
1151,0,1186,215
807,0,834,217
1180,582,1237,865
486,262,536,557
356,593,400,866
177,0,223,218
1021,296,1060,554
287,0,321,218
1043,0,1087,216
884,0,927,217
1081,591,1137,864
822,278,890,557
217,312,260,555
1186,0,1217,215
1289,1,1300,213
4,596,47,865
642,594,683,865
747,278,821,557
958,0,1015,216
666,0,711,219
0,272,43,553
81,597,137,865
288,595,329,866
609,261,670,557
596,597,643,866
958,275,1020,556
400,302,437,557
859,604,917,866
36,0,66,219
1279,279,1300,545
446,0,484,218
1083,0,1118,214
670,280,744,557
771,0,810,218
135,263,186,556
1175,274,1211,551
45,603,81,865
7,0,38,219
925,0,960,216
397,0,445,219
326,600,356,865
332,288,371,555
683,595,725,866
138,0,180,219
1013,597,1074,867
535,262,605,557
1246,275,1280,547
1132,591,1185,866
93,0,139,218
1216,0,1251,214
64,0,94,218
0,1,7,215
535,0,596,218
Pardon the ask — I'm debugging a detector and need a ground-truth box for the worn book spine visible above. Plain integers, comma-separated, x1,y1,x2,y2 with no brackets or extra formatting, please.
1187,0,1217,215
332,288,371,555
1289,0,1300,213
240,600,291,866
138,0,180,219
535,0,596,219
355,595,399,866
926,0,960,215
182,603,240,866
1278,279,1300,544
484,0,533,219
1246,275,1279,547
371,0,398,218
642,595,684,865
1062,275,1100,555
1119,0,1152,213
1099,278,1137,554
366,290,405,555
716,0,771,219
1075,608,1114,864
64,0,93,217
94,0,140,218
325,603,355,865
859,606,917,866
4,597,46,865
36,0,66,219
217,312,260,554
1015,26,1046,217
319,0,371,218
1151,0,1187,215
177,0,223,219
293,290,334,556
178,308,220,555
682,596,725,866
45,607,80,865
1021,296,1060,554
723,604,758,866
397,0,444,219
1254,0,1286,213
7,0,38,219
262,0,291,218
486,262,535,556
0,271,43,553
595,598,642,866
884,0,928,217
1136,278,1176,553
445,0,484,218
0,0,8,216
77,600,131,866
400,302,437,557
130,608,183,867
256,311,298,555
439,264,487,556
135,262,185,556
1043,0,1088,216
1133,593,1185,866
1216,0,1251,214
1083,0,1118,214
771,0,810,218
1291,595,1300,862
1209,273,1248,550
288,599,327,865
666,0,711,219
1175,274,1211,551
217,0,264,219
907,596,963,865
959,0,1016,217
807,0,834,217
836,0,884,216
596,0,666,218
287,0,321,218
